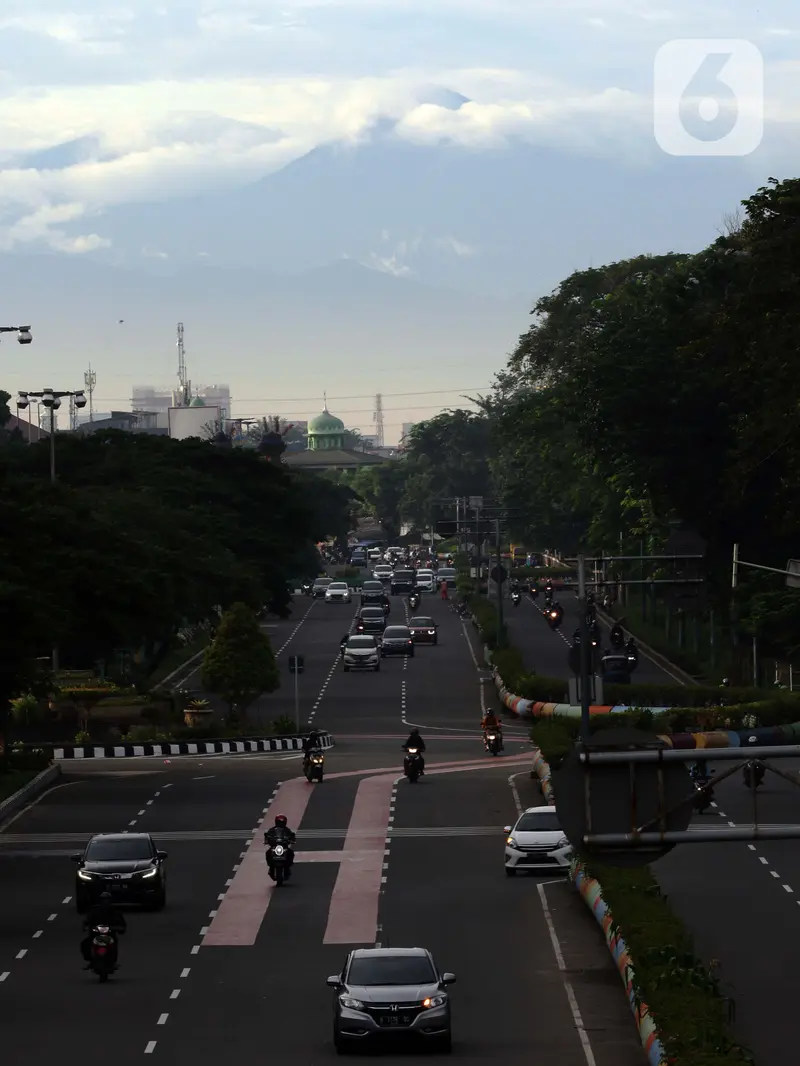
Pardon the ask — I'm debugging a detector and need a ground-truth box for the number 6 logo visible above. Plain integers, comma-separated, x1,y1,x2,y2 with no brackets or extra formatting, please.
653,39,763,156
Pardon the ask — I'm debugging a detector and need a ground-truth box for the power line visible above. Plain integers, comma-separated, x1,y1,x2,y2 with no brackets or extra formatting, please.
92,387,490,404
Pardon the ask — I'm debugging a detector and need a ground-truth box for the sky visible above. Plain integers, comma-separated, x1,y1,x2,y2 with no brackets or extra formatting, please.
1,0,798,439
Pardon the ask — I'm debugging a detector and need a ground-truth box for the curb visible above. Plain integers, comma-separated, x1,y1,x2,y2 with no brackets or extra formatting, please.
52,732,335,760
0,764,62,825
570,860,667,1065
530,745,668,1065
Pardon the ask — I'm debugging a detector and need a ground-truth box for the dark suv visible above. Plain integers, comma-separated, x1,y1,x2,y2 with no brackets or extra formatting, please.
361,580,390,612
73,833,167,911
390,569,416,595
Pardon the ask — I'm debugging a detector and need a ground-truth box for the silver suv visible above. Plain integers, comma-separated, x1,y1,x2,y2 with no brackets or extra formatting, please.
342,635,380,672
328,947,455,1052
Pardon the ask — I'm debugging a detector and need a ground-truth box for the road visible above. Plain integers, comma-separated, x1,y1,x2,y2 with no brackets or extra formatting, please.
502,589,683,687
656,757,800,1063
0,590,645,1065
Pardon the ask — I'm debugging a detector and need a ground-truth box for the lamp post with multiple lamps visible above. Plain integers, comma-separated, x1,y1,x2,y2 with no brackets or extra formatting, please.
0,325,32,344
16,389,86,483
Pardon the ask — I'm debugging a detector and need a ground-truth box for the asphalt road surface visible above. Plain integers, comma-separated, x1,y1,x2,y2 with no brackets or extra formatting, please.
656,756,800,1064
0,590,645,1065
502,590,683,688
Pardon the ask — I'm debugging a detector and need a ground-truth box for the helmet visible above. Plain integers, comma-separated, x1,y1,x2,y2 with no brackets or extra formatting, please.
274,814,288,828
99,891,112,902
748,735,758,744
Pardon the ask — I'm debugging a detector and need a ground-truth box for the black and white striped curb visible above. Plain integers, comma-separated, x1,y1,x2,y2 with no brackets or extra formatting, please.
53,732,334,760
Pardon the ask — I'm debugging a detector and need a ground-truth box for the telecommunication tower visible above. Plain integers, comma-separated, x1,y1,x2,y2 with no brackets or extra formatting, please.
176,322,191,405
373,393,384,448
84,363,96,423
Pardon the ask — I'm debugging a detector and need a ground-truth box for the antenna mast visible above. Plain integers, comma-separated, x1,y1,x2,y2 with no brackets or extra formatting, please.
84,363,96,422
373,393,384,447
176,322,191,405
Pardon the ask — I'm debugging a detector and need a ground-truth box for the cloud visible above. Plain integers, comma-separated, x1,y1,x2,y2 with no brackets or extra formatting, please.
0,0,798,252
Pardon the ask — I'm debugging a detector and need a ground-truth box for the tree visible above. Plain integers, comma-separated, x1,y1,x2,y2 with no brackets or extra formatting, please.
201,602,279,721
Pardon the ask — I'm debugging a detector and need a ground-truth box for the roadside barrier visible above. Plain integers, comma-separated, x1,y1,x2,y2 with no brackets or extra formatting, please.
531,744,668,1065
493,670,671,717
571,861,668,1065
51,732,335,760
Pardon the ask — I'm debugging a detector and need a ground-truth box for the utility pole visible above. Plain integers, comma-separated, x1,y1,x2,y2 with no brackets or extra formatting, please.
84,364,96,423
577,554,591,741
495,518,505,646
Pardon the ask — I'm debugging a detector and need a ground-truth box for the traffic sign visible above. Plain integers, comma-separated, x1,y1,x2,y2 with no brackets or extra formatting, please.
490,565,507,584
288,655,305,674
555,728,694,866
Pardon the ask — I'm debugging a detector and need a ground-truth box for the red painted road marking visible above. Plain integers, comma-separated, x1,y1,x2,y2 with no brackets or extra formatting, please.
323,773,396,944
297,849,376,863
203,778,312,946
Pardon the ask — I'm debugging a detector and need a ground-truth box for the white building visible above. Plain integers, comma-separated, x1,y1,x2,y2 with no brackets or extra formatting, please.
195,384,231,420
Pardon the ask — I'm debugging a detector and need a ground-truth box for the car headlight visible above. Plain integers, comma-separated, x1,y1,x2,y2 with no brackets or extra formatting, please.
77,869,93,881
339,996,364,1011
422,995,447,1008
506,836,517,847
557,837,568,848
428,630,435,635
141,866,158,879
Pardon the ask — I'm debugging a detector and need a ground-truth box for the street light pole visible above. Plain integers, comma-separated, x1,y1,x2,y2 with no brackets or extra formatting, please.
16,388,87,482
0,325,32,344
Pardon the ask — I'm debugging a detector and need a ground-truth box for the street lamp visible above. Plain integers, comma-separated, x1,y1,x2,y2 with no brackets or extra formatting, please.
16,388,86,483
1,325,32,344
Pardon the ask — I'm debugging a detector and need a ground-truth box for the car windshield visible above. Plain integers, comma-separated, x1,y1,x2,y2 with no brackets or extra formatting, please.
348,636,376,647
361,609,384,617
348,955,436,986
85,838,153,861
438,569,456,578
384,627,410,637
394,570,413,577
314,578,332,586
515,811,562,832
363,582,383,590
329,583,348,590
409,617,434,627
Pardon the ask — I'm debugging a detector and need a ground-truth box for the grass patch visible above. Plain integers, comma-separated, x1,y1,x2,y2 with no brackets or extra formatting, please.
147,631,211,687
0,769,39,803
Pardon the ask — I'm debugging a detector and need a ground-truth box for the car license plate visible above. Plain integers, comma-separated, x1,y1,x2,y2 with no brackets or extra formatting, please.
379,1015,409,1026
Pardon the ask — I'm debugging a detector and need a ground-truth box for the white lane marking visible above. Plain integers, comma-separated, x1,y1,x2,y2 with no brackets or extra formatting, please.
770,871,780,878
783,885,793,893
727,820,736,827
537,883,598,1066
157,1014,169,1025
15,950,26,959
62,896,72,904
190,945,200,954
508,772,526,816
0,972,8,981
47,913,56,921
747,844,756,850
138,810,146,815
170,989,181,999
144,1040,157,1053
759,857,769,865
32,930,42,939
180,967,190,977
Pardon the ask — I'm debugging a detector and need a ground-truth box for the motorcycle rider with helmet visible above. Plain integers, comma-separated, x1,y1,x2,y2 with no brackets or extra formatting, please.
480,711,504,750
264,814,297,880
80,891,126,967
302,728,323,776
403,729,426,774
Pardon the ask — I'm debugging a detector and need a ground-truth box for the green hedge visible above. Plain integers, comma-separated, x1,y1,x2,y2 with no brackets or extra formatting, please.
532,727,752,1064
510,565,575,580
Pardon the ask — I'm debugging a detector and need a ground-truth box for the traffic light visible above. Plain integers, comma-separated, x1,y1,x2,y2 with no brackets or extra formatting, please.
546,602,563,629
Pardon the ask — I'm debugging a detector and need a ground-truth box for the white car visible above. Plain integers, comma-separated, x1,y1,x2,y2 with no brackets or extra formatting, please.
368,548,383,560
342,635,380,671
325,581,352,603
373,564,393,582
503,805,570,876
415,569,435,592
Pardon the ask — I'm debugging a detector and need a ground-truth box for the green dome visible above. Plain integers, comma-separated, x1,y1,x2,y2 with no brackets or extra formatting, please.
309,408,344,433
190,395,206,407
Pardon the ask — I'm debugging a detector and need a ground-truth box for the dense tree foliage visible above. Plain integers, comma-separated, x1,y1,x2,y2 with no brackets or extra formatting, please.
0,428,353,724
201,602,279,721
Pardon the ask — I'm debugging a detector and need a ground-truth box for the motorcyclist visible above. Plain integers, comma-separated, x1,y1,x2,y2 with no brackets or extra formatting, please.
302,729,323,773
440,579,449,600
264,814,296,879
403,729,426,773
480,711,504,749
81,891,126,966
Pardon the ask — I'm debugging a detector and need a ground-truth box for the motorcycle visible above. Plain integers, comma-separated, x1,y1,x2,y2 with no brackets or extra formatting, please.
484,731,502,756
743,760,765,789
305,751,325,783
88,924,119,982
404,747,423,783
690,767,714,813
302,581,312,596
266,842,293,886
408,593,420,610
510,591,521,607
